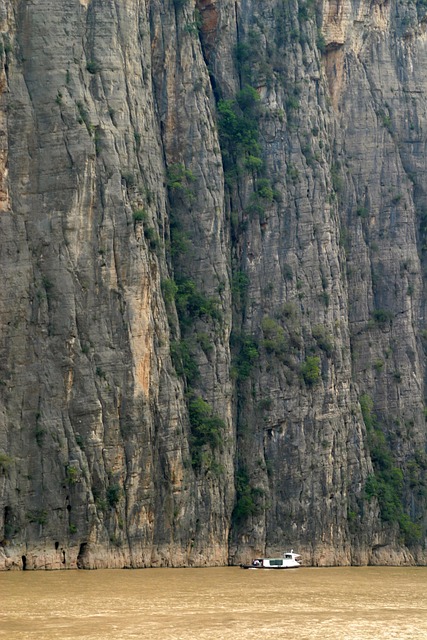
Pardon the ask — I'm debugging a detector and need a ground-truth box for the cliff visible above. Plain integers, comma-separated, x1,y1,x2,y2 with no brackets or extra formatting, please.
0,0,426,569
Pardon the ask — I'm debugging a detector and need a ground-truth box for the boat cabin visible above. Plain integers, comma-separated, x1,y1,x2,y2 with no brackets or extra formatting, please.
246,550,302,569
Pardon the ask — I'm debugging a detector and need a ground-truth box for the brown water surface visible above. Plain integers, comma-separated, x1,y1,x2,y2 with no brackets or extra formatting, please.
1,566,426,639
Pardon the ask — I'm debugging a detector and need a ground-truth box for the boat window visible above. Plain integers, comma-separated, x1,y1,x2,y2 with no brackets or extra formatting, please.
269,559,283,566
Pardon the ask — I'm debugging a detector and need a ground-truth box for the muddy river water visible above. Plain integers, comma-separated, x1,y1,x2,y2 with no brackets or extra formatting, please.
1,566,426,639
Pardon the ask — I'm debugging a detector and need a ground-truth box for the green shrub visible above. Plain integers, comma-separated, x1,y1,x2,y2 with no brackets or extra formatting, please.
418,207,427,250
287,164,299,182
312,325,333,357
331,162,343,193
185,17,201,36
196,332,214,353
96,367,106,379
245,199,265,222
232,468,261,522
364,469,402,523
261,317,288,357
316,33,326,53
133,208,148,222
121,171,135,187
217,89,262,174
175,279,222,326
257,397,273,411
363,405,423,544
381,112,392,132
319,291,329,307
298,0,315,20
356,206,369,218
170,340,199,384
28,510,48,525
166,163,194,187
231,332,259,381
107,484,121,508
35,427,46,446
282,263,293,281
143,226,159,250
234,30,269,85
372,309,393,325
255,178,274,202
75,434,84,448
279,302,297,318
95,497,108,512
161,279,178,305
189,396,224,448
86,61,100,74
360,393,375,430
285,95,299,112
0,452,13,474
244,155,263,170
236,86,260,112
188,396,225,468
373,359,384,372
235,42,252,68
300,356,321,386
166,163,195,199
231,271,249,310
398,514,422,545
169,224,191,257
66,465,79,485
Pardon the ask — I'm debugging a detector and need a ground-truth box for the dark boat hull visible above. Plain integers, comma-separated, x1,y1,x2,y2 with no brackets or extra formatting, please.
240,564,299,570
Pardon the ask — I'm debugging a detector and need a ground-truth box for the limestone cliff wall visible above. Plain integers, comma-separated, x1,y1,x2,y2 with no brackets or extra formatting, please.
0,0,426,569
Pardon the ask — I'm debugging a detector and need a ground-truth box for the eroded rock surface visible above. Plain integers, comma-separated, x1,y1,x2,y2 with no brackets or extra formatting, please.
0,0,426,569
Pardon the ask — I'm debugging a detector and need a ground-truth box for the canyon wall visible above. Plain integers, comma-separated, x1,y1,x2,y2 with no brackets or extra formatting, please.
0,0,426,569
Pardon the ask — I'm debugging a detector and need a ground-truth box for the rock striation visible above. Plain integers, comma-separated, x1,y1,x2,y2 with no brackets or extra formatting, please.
0,0,426,569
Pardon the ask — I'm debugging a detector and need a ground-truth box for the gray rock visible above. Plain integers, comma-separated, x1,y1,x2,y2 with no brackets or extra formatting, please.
0,0,426,569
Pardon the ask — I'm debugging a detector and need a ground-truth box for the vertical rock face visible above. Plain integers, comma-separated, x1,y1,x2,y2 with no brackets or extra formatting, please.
0,0,426,569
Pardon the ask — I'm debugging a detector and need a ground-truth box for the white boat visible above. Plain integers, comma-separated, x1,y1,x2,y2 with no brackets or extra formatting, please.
240,550,302,569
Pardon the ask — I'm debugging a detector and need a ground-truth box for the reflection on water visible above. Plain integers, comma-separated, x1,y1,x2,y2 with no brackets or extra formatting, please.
1,566,427,639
